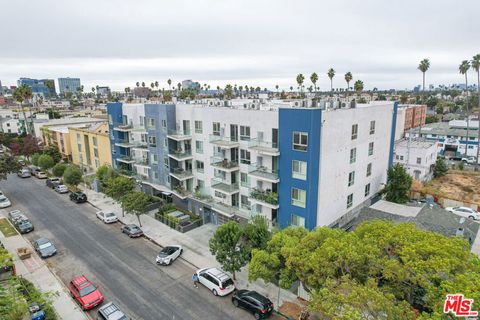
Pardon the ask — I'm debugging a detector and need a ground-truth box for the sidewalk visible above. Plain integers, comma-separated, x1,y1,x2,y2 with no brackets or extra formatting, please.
0,213,88,320
84,188,300,308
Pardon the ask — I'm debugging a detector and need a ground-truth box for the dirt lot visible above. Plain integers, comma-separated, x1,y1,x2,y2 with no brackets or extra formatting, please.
417,170,480,205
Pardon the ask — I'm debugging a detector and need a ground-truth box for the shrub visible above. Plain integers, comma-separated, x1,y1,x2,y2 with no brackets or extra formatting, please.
52,163,67,177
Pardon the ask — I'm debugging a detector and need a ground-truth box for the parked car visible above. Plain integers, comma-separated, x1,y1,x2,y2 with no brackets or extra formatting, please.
445,206,480,220
462,156,478,165
46,177,61,189
70,192,87,203
97,302,129,320
96,211,118,224
33,238,57,258
156,245,182,265
36,172,48,179
8,210,24,224
232,290,274,319
121,224,143,238
14,218,34,234
196,267,235,296
0,195,11,208
54,184,69,194
69,275,104,310
17,168,31,178
29,166,40,175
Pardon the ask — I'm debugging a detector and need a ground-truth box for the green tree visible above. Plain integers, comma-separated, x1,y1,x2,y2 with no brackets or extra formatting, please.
30,153,41,166
459,60,471,157
62,165,82,186
296,74,305,93
37,154,54,171
120,191,150,225
327,68,335,92
52,163,67,177
103,176,135,201
43,145,62,163
354,80,364,94
310,73,318,92
13,84,33,134
243,215,271,252
0,155,21,180
425,115,436,124
418,58,430,92
209,221,249,280
224,84,233,99
96,165,118,187
167,79,172,90
384,164,412,203
400,93,409,104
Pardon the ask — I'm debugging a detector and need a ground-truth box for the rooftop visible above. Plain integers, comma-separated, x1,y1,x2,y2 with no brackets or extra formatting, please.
420,122,479,139
395,138,436,149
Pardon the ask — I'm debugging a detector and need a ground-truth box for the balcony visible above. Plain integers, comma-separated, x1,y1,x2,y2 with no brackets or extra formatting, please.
115,139,148,149
171,185,192,199
168,149,193,161
170,168,194,181
134,158,150,168
209,134,240,148
116,155,136,164
210,157,239,172
114,124,133,132
167,129,192,141
211,178,239,194
248,139,279,156
132,125,148,133
248,164,280,183
249,188,279,209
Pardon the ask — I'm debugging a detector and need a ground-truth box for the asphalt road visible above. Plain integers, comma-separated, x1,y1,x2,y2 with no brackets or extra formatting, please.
0,175,247,320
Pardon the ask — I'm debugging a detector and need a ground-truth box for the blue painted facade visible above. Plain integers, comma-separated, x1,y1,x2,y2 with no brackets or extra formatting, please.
278,108,322,230
388,102,398,167
106,102,124,167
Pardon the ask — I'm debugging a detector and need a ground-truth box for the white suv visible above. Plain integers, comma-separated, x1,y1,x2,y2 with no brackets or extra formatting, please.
196,267,235,296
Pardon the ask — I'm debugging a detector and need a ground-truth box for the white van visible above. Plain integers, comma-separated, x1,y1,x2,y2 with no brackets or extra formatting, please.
196,267,235,296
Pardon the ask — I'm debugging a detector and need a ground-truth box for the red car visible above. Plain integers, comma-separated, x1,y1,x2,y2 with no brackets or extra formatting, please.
69,275,104,310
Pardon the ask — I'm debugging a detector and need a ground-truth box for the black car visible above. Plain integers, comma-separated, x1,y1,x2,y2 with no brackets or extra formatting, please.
232,290,274,319
121,224,143,238
70,192,87,203
46,177,61,189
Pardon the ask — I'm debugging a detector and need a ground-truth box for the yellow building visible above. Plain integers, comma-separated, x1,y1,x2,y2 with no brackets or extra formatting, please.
41,126,73,160
69,122,112,172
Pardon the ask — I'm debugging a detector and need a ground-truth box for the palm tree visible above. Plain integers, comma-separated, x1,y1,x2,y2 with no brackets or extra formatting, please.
167,79,172,90
141,82,145,88
296,74,305,93
418,59,430,92
459,60,471,157
327,68,335,92
13,84,33,134
310,73,318,93
473,54,480,163
136,82,140,88
354,80,364,95
275,84,279,94
344,72,353,92
150,82,154,90
155,81,159,90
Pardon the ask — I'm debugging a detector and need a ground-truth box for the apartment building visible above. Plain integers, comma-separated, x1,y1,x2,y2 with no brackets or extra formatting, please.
69,123,112,172
107,100,397,229
394,139,437,181
395,104,427,140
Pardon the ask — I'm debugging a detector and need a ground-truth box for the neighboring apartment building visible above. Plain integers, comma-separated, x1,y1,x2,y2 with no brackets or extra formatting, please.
107,100,397,229
69,123,112,172
17,78,56,97
406,119,479,158
58,77,81,94
395,104,427,140
96,86,111,96
394,139,437,181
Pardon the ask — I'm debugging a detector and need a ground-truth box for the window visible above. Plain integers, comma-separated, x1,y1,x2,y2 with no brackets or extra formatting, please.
347,194,353,208
369,121,375,135
151,154,158,164
153,171,159,179
241,195,250,208
292,160,307,180
351,124,358,140
240,126,251,141
416,157,421,164
108,115,112,125
163,138,168,148
93,148,99,158
240,172,249,187
196,160,204,173
139,116,144,126
400,155,404,161
291,188,306,208
164,157,169,168
148,118,155,128
92,137,97,147
368,142,374,156
213,122,220,135
365,183,371,197
197,179,204,190
161,119,167,128
348,171,355,186
195,141,203,154
76,133,81,141
240,149,251,164
366,163,372,177
195,121,203,134
293,132,308,151
95,159,100,168
215,191,226,199
148,136,156,147
77,143,82,152
291,214,305,227
350,148,357,164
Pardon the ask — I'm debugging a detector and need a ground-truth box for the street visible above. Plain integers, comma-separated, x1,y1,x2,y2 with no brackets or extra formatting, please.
0,175,247,320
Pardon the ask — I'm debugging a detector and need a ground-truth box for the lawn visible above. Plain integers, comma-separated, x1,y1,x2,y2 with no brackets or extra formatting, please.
0,218,18,237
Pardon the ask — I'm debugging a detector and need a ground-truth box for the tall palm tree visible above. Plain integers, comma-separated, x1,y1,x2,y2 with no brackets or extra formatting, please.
155,81,159,90
310,73,318,93
354,80,364,95
344,72,353,92
167,79,172,90
275,84,279,94
136,82,140,88
472,54,480,164
418,59,430,92
296,74,305,93
141,82,145,88
13,84,33,134
459,60,471,157
327,68,335,92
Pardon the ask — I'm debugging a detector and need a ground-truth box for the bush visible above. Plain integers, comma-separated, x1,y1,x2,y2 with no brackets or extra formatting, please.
30,153,41,166
18,278,57,320
38,154,54,171
52,163,67,177
63,165,82,186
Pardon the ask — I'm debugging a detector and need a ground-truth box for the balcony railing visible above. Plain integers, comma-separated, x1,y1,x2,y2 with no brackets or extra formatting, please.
114,124,133,132
115,139,148,148
211,178,240,193
208,134,240,148
116,155,135,164
134,158,150,166
210,157,239,170
248,164,279,182
169,149,193,160
250,188,278,205
248,139,279,155
170,168,194,180
167,129,192,140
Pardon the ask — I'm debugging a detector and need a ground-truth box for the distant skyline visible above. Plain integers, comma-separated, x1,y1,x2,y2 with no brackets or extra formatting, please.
1,0,479,91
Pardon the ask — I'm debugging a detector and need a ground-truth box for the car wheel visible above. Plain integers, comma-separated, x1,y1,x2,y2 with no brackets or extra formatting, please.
469,216,475,220
212,289,218,296
233,299,239,307
180,249,183,254
254,312,260,320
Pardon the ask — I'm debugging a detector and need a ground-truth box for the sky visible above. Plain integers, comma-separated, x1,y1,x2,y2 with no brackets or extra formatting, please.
1,0,479,91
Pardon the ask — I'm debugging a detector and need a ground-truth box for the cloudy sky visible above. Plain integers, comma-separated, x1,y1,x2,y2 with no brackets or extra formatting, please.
1,0,479,91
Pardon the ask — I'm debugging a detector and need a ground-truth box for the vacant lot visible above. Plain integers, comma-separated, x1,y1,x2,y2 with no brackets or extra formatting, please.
0,218,17,237
420,170,480,205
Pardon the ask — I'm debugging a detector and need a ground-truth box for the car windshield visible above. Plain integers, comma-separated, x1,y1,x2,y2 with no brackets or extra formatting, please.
79,284,96,297
106,212,115,217
0,197,8,202
222,278,234,288
38,242,52,250
19,221,32,227
131,226,140,232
